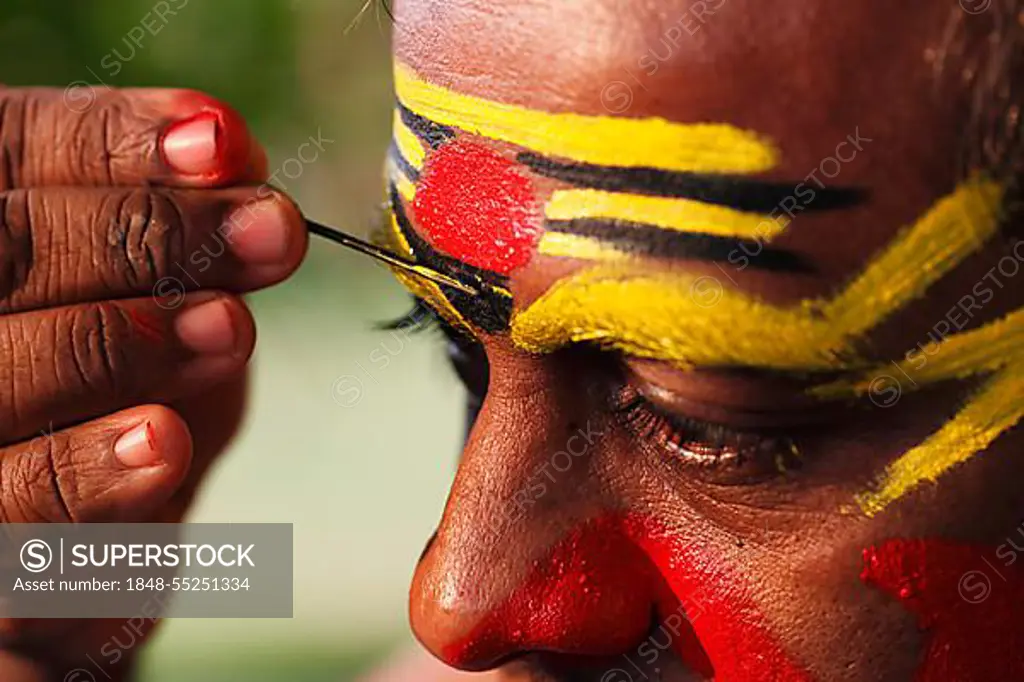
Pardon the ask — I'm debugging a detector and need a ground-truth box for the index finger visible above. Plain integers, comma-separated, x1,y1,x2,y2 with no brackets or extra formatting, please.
0,85,268,190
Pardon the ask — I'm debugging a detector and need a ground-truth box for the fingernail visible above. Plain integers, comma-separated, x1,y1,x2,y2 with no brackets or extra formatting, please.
162,113,220,176
115,422,160,468
175,298,239,356
224,198,293,265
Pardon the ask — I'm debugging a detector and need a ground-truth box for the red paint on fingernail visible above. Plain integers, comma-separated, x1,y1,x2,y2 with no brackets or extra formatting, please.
442,514,809,681
114,420,160,468
144,422,157,451
413,139,542,274
862,538,1024,680
161,95,252,184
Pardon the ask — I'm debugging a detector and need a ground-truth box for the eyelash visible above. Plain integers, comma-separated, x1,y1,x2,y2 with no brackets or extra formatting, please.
386,297,490,399
610,385,802,478
382,297,446,334
387,299,802,479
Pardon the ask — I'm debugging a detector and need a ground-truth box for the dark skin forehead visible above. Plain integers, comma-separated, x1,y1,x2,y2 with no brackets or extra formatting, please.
392,0,1016,359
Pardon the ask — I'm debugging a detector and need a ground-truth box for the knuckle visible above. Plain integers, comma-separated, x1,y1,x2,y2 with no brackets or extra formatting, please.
0,431,78,523
74,88,140,184
0,190,31,304
107,188,185,288
0,86,146,188
64,302,133,396
0,90,30,190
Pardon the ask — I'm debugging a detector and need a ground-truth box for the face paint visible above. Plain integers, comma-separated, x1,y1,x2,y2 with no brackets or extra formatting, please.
545,189,791,240
818,309,1024,515
511,177,1003,370
385,62,1015,519
862,538,1024,680
393,108,427,171
376,210,474,336
519,153,868,213
385,183,515,333
393,63,779,175
537,232,632,262
444,514,810,681
391,61,866,280
440,516,693,670
511,177,1012,516
413,139,542,274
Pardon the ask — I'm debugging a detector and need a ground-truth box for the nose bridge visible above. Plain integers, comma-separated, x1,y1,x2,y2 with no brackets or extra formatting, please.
447,343,608,540
410,347,660,670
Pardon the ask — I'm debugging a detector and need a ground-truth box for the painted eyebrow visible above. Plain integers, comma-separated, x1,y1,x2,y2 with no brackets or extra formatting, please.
512,176,1003,371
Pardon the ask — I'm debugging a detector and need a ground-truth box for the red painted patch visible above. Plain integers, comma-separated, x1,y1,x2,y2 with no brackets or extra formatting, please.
628,517,811,681
443,515,810,681
862,538,1024,680
413,139,541,274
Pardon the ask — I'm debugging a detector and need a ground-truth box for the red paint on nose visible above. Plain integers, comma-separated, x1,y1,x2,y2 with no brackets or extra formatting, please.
442,515,811,681
413,139,541,274
862,538,1024,680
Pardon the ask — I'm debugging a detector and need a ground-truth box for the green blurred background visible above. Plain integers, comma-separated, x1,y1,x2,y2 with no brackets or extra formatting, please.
0,1,464,679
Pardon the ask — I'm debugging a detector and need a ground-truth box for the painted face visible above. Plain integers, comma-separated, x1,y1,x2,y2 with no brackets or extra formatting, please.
382,1,1024,680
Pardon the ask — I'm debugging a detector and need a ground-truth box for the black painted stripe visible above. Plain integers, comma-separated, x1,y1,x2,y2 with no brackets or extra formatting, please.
520,153,868,214
397,102,455,149
389,184,513,333
546,219,813,272
388,141,420,183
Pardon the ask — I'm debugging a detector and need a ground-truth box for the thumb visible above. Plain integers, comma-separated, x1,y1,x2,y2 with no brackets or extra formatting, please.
0,405,192,523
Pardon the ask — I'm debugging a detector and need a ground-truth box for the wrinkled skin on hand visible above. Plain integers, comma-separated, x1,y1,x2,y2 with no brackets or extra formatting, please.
0,85,307,678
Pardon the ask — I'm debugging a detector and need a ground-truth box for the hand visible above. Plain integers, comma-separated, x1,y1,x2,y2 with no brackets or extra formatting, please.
0,84,307,679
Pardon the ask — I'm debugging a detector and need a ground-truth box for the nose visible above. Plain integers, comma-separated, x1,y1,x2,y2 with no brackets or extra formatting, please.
408,346,707,672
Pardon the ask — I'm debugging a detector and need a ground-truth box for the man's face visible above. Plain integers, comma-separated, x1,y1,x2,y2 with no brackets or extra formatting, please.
384,1,1024,680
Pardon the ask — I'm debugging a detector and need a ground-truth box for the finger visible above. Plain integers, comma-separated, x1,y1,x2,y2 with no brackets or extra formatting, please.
0,404,192,523
0,292,255,444
0,86,267,190
0,185,306,313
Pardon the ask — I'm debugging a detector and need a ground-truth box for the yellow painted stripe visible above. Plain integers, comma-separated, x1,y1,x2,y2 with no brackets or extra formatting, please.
811,307,1024,400
512,177,1004,371
810,308,1024,516
512,175,1008,517
394,62,779,175
376,210,473,336
822,177,1004,337
855,366,1024,516
387,160,417,202
546,189,789,240
393,109,426,169
538,232,630,262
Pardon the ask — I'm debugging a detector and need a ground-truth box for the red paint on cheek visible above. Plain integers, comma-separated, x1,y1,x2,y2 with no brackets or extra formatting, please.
862,538,1024,681
413,140,542,274
628,516,811,682
444,515,810,681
